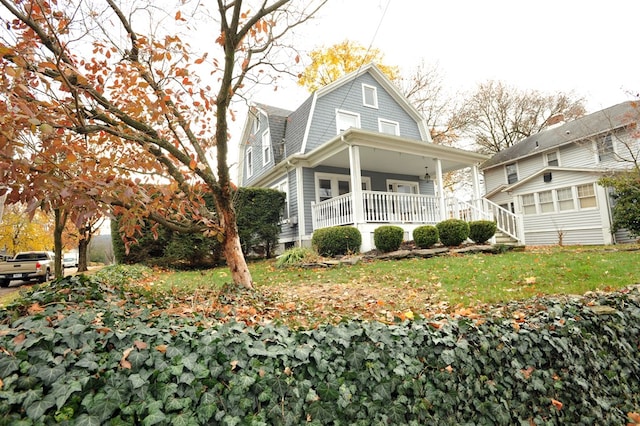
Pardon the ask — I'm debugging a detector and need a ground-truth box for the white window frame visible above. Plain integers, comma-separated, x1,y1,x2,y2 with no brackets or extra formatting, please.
252,113,261,134
246,147,253,178
505,163,518,184
273,179,289,221
538,190,554,214
336,110,361,134
556,187,575,211
315,172,371,203
521,193,536,215
378,118,400,136
362,84,378,108
261,129,271,166
545,151,559,167
577,183,597,209
597,134,615,162
386,179,419,194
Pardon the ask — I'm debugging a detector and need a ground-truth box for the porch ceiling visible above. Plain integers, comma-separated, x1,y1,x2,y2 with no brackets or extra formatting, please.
307,129,488,176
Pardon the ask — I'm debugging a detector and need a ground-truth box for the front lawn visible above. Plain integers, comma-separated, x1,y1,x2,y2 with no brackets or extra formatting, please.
138,245,640,328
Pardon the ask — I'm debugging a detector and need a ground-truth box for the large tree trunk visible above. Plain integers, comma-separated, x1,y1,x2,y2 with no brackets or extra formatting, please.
77,237,89,272
215,186,253,288
53,208,65,279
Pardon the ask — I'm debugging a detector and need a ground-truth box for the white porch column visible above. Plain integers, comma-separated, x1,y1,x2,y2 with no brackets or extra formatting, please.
348,144,364,225
296,166,305,246
471,164,482,200
435,158,446,220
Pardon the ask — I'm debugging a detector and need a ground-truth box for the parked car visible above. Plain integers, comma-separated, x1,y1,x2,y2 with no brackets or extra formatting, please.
63,254,79,268
0,251,55,287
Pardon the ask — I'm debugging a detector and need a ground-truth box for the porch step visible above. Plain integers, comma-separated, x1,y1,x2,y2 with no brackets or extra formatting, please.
493,230,520,246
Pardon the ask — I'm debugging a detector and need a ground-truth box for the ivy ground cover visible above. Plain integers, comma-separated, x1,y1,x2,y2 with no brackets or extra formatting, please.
0,247,638,424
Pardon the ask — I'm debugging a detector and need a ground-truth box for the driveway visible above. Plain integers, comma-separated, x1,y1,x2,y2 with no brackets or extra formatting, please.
0,267,79,298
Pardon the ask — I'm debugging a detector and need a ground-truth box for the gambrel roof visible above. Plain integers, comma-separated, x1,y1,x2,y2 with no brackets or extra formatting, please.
480,101,638,170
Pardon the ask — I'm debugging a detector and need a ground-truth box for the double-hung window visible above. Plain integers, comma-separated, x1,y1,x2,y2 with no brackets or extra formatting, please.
336,110,360,134
274,180,289,221
597,134,614,162
539,190,554,213
362,84,378,108
379,119,399,136
521,193,536,215
546,151,559,166
262,129,271,165
505,163,518,184
577,184,597,208
556,187,574,211
246,147,253,178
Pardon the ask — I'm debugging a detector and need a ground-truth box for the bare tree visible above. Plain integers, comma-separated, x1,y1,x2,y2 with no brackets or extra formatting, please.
0,0,327,289
457,81,586,154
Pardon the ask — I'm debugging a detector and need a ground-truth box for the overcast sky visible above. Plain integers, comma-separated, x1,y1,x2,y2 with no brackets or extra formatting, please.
252,0,638,113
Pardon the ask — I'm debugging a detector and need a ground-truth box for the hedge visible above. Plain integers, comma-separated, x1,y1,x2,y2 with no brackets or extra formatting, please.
0,274,637,424
312,226,362,256
373,225,404,252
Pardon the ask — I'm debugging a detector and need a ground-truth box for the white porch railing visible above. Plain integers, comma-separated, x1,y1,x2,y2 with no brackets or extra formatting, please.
311,193,353,229
310,192,524,244
445,197,523,242
362,191,440,223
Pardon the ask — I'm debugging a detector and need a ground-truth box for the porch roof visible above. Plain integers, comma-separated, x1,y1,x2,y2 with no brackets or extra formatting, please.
256,129,487,186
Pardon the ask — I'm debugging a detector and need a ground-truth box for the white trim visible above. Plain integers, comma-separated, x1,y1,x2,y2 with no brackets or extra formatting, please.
385,179,419,193
545,150,560,167
336,109,361,134
246,147,253,178
378,118,400,136
362,83,378,108
272,177,289,221
314,172,371,203
261,129,271,166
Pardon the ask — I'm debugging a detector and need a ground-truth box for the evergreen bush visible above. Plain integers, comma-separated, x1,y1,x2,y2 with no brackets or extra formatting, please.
412,225,439,248
436,219,470,246
312,226,362,256
373,225,404,252
469,220,497,244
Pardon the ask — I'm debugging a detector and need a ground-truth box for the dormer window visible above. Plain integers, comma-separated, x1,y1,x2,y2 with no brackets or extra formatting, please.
336,110,360,134
362,84,378,108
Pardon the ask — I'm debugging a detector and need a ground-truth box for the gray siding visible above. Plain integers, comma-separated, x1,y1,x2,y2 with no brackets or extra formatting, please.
304,74,422,153
285,96,313,155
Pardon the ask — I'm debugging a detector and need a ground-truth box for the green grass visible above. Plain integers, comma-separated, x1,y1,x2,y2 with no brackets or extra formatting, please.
152,245,640,307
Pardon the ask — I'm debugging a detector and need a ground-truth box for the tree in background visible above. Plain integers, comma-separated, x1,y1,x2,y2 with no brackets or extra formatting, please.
457,80,586,154
297,40,399,92
0,0,327,289
599,100,640,237
0,204,53,254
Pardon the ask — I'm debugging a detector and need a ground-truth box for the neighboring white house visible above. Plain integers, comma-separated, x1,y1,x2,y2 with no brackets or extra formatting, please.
481,101,640,246
236,63,492,252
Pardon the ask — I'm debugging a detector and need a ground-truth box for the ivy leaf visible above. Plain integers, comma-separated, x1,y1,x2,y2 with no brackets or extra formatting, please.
26,396,55,420
0,356,20,377
73,414,102,426
142,409,167,426
35,364,65,386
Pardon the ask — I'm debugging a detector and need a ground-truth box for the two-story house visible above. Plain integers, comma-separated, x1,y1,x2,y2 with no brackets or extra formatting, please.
481,101,639,246
236,63,489,252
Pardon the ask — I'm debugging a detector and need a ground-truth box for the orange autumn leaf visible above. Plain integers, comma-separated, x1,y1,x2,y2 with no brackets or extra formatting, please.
120,347,134,369
13,333,26,345
134,340,147,350
551,399,563,410
27,303,45,315
155,344,167,353
628,412,640,425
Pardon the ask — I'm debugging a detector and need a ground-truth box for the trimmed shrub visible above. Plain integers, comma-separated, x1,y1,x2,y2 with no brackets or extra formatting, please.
469,220,497,244
374,225,404,252
312,226,362,257
436,219,470,246
413,225,439,248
